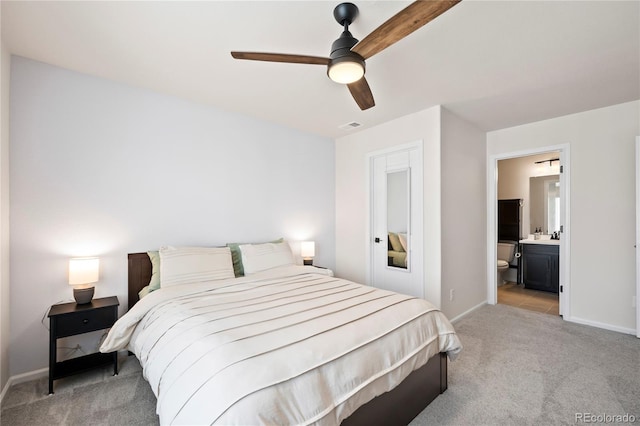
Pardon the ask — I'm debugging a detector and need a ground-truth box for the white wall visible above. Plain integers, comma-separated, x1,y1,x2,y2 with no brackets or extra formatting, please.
0,42,11,393
335,107,441,305
440,108,487,319
488,100,639,332
9,56,336,376
335,106,487,319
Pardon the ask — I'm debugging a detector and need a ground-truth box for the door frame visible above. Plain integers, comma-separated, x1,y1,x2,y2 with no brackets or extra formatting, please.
487,144,571,318
365,140,423,293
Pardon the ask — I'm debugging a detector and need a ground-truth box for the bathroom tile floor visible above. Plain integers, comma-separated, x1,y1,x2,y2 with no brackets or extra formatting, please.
498,282,560,316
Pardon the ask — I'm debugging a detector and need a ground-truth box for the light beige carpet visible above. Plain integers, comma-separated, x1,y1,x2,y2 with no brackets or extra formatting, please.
2,304,638,425
411,304,639,425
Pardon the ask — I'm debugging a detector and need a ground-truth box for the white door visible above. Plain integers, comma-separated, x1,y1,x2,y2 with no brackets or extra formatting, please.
558,151,566,316
370,145,423,298
636,136,640,338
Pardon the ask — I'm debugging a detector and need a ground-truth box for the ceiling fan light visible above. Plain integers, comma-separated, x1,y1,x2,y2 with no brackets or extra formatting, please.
328,59,365,84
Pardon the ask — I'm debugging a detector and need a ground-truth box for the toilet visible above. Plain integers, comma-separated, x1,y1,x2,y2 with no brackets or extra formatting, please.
497,242,516,286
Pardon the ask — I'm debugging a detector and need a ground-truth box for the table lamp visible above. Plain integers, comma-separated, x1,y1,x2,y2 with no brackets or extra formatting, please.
68,257,99,304
301,241,315,266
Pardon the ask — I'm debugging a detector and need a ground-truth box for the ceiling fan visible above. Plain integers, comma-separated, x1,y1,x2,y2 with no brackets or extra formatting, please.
231,1,461,111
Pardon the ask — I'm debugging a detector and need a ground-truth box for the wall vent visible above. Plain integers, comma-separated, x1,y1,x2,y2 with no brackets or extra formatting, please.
338,121,362,130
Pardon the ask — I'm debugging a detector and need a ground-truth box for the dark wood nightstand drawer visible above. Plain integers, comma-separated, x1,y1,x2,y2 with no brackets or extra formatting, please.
55,307,116,338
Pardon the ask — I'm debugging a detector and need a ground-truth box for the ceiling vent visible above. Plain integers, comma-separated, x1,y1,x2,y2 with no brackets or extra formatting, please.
339,121,362,130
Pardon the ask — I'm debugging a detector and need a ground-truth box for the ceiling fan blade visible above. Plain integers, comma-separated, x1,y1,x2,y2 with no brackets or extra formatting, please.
231,52,330,65
347,77,375,110
352,0,461,60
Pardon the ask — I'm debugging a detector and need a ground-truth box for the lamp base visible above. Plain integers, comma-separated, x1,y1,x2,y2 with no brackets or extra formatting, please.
303,259,313,266
73,287,95,304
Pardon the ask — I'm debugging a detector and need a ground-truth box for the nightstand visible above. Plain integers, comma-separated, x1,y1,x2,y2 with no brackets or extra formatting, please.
312,266,334,277
48,296,119,394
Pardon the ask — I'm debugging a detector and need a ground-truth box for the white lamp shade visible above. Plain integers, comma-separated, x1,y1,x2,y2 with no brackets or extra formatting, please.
69,257,99,286
301,241,316,258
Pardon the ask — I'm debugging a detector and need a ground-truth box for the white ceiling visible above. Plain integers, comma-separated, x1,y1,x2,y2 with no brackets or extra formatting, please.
2,1,639,139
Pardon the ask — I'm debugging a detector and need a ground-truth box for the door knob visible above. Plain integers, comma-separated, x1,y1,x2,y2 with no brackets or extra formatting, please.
374,237,381,243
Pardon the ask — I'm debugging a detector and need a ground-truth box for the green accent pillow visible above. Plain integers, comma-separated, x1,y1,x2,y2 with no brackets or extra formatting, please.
147,251,161,291
138,285,152,299
227,238,284,277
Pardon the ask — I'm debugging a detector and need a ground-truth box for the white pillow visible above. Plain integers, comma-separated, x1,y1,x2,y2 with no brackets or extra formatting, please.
239,242,294,275
398,232,408,252
159,246,235,287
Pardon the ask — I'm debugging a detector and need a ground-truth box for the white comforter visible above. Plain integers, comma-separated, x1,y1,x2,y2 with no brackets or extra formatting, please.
101,265,462,425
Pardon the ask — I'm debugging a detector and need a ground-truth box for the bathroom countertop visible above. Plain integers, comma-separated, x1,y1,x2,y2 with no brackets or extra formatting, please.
519,238,560,245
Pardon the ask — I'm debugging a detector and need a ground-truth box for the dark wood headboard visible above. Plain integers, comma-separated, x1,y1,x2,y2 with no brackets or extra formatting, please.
128,252,152,311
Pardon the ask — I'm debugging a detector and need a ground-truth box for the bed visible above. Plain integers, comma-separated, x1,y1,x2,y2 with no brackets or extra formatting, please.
102,245,461,425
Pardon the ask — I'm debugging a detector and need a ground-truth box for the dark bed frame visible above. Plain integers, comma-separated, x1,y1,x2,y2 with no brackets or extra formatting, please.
127,252,447,425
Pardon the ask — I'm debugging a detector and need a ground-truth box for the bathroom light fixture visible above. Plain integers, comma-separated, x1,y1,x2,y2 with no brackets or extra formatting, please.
534,158,559,167
68,257,99,304
301,241,316,266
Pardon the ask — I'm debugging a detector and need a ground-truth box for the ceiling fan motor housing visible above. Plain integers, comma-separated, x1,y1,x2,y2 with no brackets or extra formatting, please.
330,30,359,57
329,2,365,70
328,30,366,79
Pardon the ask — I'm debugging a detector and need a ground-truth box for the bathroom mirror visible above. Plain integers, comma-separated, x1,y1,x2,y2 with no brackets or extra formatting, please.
529,175,560,234
387,169,410,270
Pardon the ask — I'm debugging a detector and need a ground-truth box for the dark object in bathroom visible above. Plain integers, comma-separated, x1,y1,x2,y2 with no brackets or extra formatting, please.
498,198,522,283
498,199,521,242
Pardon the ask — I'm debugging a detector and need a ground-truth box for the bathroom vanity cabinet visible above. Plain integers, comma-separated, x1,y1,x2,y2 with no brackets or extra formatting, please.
521,242,559,293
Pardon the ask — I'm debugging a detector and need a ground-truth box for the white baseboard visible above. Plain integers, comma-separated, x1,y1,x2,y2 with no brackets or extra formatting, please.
0,350,132,404
566,315,636,336
0,367,48,403
0,378,9,403
449,301,487,324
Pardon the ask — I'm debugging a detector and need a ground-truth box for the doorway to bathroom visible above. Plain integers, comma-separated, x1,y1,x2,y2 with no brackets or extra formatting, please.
488,145,570,318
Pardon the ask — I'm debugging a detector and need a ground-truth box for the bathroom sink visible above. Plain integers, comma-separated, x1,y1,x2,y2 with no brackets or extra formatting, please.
520,237,559,245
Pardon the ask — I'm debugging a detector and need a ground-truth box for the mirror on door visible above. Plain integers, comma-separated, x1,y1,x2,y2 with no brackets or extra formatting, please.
387,169,410,270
